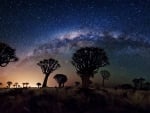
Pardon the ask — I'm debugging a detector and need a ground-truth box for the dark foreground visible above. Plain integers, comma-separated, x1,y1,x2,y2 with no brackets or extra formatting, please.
0,87,149,113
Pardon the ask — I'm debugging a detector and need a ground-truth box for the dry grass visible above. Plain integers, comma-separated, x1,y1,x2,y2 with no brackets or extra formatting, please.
0,87,149,113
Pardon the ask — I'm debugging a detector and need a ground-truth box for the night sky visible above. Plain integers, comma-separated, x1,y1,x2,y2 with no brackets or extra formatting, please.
0,0,150,87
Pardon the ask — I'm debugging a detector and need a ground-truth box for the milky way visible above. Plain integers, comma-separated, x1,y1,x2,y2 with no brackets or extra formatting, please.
18,30,150,85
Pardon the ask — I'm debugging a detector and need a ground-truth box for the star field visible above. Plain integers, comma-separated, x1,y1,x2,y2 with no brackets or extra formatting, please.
0,0,150,86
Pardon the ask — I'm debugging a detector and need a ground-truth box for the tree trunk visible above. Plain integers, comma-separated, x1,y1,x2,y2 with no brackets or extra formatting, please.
81,76,90,89
58,83,61,88
42,74,49,87
140,82,143,89
102,78,104,87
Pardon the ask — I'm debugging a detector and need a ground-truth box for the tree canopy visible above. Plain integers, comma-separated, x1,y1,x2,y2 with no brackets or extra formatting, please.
0,42,18,67
37,58,60,87
72,47,109,77
72,47,109,88
53,74,68,88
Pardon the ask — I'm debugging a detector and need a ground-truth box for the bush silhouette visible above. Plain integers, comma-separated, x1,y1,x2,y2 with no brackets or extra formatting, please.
53,74,68,88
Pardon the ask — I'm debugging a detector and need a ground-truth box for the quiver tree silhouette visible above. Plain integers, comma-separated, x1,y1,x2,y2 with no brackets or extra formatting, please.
72,47,109,88
14,82,18,88
36,82,41,88
25,82,29,88
18,85,21,88
100,70,111,87
22,83,26,88
7,81,12,88
132,78,140,89
13,84,16,88
0,42,18,67
139,77,145,89
53,74,68,88
37,58,60,87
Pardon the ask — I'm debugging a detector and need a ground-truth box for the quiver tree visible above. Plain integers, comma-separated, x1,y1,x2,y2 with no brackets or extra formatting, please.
132,78,140,89
36,82,41,88
13,84,16,88
14,82,18,88
139,77,145,89
22,83,26,88
72,47,109,88
18,85,21,88
25,82,29,88
37,58,60,87
0,42,18,67
100,70,111,87
53,74,68,88
7,81,12,88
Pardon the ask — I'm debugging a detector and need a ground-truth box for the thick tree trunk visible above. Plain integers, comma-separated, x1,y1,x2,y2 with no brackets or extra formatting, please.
58,83,61,88
81,76,90,89
42,74,49,87
102,78,105,87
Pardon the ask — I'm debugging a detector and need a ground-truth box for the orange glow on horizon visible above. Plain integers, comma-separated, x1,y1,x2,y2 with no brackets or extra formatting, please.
0,62,79,88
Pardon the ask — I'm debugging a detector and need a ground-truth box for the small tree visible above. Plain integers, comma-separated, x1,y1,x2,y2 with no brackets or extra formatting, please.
36,82,41,88
0,42,18,67
132,78,140,89
100,70,111,87
7,81,13,88
25,82,29,88
13,84,16,88
18,85,21,88
139,77,145,89
14,82,18,88
53,74,68,88
22,83,26,88
37,58,60,87
72,47,109,88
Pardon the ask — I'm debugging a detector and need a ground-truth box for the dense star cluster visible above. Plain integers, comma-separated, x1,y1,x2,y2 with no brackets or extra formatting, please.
0,0,150,86
0,0,150,48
